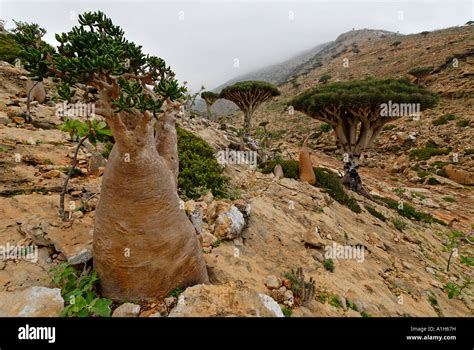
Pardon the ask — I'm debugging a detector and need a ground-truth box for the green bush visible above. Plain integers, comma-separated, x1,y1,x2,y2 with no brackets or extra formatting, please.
442,196,456,203
383,124,397,131
260,159,299,179
51,263,112,317
375,196,446,226
464,149,474,156
427,177,441,185
432,114,455,126
177,126,229,199
456,119,470,128
0,33,22,64
392,218,407,231
323,259,335,272
313,167,362,213
365,205,386,222
409,146,450,161
282,306,292,317
260,161,361,213
319,123,332,132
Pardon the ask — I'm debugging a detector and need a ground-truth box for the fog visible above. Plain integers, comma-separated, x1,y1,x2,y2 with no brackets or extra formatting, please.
1,0,471,91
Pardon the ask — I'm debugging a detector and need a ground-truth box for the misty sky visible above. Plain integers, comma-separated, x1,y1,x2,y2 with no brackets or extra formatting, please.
1,0,472,91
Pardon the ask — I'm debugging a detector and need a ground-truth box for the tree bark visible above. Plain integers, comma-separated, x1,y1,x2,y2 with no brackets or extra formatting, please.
93,106,208,302
341,153,367,195
243,110,252,135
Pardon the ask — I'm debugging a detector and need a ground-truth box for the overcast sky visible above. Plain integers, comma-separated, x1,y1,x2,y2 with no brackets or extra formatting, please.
1,0,472,91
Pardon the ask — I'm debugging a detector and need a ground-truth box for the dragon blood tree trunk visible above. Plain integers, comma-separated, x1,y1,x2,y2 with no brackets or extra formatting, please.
341,153,365,194
93,106,208,302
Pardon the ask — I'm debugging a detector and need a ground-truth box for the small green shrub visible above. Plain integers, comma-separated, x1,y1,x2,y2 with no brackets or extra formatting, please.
51,263,112,317
365,205,386,222
456,119,470,128
282,306,292,317
392,218,407,231
442,196,456,203
347,299,359,311
360,311,371,317
260,159,299,179
314,168,362,213
177,126,229,199
464,149,474,156
319,123,332,132
329,296,343,308
376,195,446,226
167,287,183,298
211,240,222,248
323,259,335,272
432,114,455,126
427,177,440,185
410,147,450,161
383,124,397,131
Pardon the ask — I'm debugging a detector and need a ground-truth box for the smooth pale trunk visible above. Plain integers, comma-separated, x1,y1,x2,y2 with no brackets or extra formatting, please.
93,123,208,302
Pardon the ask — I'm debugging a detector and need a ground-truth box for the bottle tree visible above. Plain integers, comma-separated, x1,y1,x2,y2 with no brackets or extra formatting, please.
15,11,208,301
290,79,438,194
201,91,219,118
219,80,280,135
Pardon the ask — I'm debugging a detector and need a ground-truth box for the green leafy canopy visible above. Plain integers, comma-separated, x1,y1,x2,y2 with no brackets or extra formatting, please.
220,80,280,99
290,78,438,116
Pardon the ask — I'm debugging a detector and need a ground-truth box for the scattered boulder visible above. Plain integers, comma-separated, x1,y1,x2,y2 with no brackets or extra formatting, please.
264,275,280,289
42,169,62,179
168,282,284,317
444,165,474,185
0,286,64,316
87,151,106,176
274,164,284,179
20,216,52,246
209,202,247,240
26,80,46,104
304,226,324,249
112,303,141,317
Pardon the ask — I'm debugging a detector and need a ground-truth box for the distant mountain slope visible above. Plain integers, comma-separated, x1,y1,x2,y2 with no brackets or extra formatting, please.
200,29,396,115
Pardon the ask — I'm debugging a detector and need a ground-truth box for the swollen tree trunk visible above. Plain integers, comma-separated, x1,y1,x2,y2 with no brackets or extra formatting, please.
93,103,208,302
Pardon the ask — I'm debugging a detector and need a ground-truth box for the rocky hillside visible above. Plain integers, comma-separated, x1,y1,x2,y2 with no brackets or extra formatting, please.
202,29,396,115
0,25,473,317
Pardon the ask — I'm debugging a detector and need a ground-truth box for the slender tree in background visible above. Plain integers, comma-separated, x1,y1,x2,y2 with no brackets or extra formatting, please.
201,91,219,118
290,79,438,194
15,11,208,301
219,80,280,134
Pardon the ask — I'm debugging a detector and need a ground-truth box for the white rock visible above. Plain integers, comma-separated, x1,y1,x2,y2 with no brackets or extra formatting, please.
112,303,141,317
264,275,280,289
0,286,64,317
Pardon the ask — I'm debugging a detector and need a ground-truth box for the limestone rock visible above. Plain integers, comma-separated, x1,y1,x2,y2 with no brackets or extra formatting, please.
274,164,284,179
264,275,280,289
112,303,141,317
304,226,324,249
26,80,46,104
168,282,284,317
209,202,246,240
0,286,64,316
444,165,474,185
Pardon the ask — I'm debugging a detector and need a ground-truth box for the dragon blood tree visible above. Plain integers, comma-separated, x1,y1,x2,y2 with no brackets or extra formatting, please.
290,79,438,194
200,91,219,118
219,80,280,134
16,11,208,301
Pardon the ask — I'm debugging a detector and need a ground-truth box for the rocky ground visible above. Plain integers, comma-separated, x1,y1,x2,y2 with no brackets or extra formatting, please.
0,27,473,318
